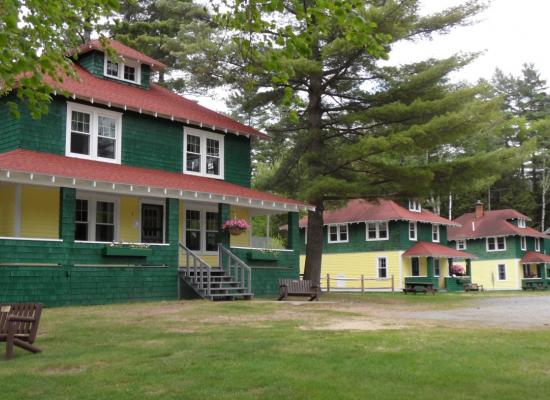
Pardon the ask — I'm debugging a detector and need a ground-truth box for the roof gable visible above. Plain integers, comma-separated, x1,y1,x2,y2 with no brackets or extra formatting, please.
77,39,166,70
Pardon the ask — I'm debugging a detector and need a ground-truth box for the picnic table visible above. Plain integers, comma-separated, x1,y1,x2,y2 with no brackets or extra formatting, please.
403,281,436,295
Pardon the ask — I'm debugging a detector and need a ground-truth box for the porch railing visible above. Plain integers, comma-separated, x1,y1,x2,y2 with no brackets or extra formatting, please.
178,243,212,296
218,245,252,295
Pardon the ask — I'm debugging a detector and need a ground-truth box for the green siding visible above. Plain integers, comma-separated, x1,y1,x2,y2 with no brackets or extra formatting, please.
77,51,104,77
454,236,519,260
224,134,251,187
141,65,151,90
19,97,66,155
0,95,20,153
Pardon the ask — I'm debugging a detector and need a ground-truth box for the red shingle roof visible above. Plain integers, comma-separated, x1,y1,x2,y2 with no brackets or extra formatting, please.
403,241,476,259
521,251,550,264
46,64,267,139
448,209,550,241
77,38,166,70
0,149,307,207
298,199,459,228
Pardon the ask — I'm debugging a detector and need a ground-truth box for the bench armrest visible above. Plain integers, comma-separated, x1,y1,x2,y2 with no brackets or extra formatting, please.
8,315,36,323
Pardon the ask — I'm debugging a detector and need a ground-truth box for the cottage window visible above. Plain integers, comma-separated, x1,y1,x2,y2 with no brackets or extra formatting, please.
408,200,421,212
66,102,122,163
433,259,440,277
486,236,506,252
328,224,348,243
185,207,219,253
184,128,224,179
409,222,417,241
366,222,389,241
432,225,440,243
141,203,164,243
497,264,507,281
518,219,526,228
377,257,388,278
535,238,541,252
103,57,141,84
520,236,527,251
411,257,420,276
74,194,117,243
456,240,466,250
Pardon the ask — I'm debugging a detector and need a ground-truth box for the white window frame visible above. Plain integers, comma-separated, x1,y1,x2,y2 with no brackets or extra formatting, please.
486,236,506,252
65,102,122,164
432,224,440,243
139,199,166,244
327,224,348,244
408,200,421,212
433,258,440,277
456,239,466,250
520,236,527,251
183,127,225,180
74,192,119,243
518,218,526,228
377,256,388,279
103,57,142,85
365,221,389,241
497,264,507,281
183,204,219,255
535,238,541,252
409,222,417,241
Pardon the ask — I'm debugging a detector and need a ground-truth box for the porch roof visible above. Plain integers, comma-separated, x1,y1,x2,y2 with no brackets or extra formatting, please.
403,241,476,259
521,251,550,264
0,149,312,212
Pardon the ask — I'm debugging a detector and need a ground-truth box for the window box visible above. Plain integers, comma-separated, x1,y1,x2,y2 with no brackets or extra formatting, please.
247,251,279,261
102,246,152,257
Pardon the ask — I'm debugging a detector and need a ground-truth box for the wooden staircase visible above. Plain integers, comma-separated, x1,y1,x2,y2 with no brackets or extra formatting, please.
178,244,253,301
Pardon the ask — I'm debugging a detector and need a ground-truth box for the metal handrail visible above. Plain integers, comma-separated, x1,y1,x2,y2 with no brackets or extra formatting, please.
179,243,212,296
218,245,252,294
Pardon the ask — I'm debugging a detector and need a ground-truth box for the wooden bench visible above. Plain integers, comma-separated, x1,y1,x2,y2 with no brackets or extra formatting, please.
403,282,436,295
0,303,43,360
278,279,320,301
464,283,484,292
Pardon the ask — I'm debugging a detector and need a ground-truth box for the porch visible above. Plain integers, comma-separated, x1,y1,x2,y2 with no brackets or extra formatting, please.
520,251,550,290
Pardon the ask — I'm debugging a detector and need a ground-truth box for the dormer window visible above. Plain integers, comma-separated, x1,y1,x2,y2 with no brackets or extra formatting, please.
408,200,421,212
518,218,526,228
104,57,141,84
184,128,224,179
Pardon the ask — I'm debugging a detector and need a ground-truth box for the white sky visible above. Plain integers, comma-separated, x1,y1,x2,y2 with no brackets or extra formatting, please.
190,0,550,111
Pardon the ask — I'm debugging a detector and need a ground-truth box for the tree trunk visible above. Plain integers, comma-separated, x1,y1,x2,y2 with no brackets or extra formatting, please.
303,201,324,284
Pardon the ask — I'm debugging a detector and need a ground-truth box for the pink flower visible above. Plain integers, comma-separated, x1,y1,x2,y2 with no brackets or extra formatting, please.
222,218,250,230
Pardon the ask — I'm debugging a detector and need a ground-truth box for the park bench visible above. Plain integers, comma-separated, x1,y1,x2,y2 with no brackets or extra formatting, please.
464,283,484,292
0,303,43,360
403,281,436,295
278,279,320,301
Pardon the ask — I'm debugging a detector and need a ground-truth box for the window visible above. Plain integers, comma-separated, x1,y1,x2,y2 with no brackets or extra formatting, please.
103,57,141,84
366,222,389,241
520,236,527,251
185,208,219,253
518,218,526,228
486,236,506,252
328,224,348,243
141,203,164,243
409,222,417,241
497,264,507,281
184,128,225,179
432,225,440,243
74,194,117,242
456,240,466,250
411,257,420,276
535,238,541,252
377,257,388,278
66,102,122,163
408,200,421,212
433,259,440,277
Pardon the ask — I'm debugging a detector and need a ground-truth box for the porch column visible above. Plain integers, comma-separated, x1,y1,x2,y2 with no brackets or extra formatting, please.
166,199,180,267
287,212,299,250
466,259,472,276
541,263,547,287
217,203,231,248
59,187,76,242
447,258,453,276
427,257,434,279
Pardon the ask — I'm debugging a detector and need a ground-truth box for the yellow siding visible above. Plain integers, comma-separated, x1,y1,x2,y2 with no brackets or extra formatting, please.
455,259,521,290
119,196,140,242
229,206,251,248
300,251,402,289
0,183,15,236
20,185,59,238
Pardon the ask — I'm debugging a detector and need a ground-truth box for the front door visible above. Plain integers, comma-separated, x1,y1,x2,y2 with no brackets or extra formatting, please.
141,204,164,243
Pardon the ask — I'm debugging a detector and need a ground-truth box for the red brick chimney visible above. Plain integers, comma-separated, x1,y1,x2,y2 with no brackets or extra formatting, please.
475,200,484,219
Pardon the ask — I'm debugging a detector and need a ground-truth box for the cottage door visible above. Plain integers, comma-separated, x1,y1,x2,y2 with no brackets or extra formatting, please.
141,204,164,243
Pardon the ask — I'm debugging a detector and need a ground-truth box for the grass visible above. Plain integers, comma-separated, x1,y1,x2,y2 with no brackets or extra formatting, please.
2,295,550,399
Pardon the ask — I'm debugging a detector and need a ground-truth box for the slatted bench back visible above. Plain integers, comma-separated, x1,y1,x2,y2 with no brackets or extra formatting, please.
0,304,42,342
279,279,313,293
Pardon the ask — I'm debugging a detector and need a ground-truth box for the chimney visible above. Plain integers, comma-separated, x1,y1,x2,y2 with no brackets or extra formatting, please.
475,200,484,219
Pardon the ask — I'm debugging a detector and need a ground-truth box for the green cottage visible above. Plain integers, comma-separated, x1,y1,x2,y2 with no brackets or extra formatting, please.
0,39,309,306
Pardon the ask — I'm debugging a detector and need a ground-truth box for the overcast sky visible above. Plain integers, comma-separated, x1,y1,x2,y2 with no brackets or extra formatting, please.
191,0,550,111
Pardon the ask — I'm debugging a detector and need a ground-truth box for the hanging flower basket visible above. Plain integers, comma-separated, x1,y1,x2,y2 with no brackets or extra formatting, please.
222,218,250,236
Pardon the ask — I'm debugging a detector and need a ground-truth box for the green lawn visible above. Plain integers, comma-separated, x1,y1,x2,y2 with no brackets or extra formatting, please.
2,296,550,399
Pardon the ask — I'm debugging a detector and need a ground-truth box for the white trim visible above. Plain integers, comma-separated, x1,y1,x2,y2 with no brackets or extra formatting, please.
456,239,467,250
518,219,526,228
103,56,142,85
231,246,294,252
75,191,119,242
365,221,389,241
376,256,389,279
183,204,219,255
520,236,527,251
486,236,506,252
65,101,122,164
183,127,225,180
432,224,440,243
14,184,21,236
0,236,63,242
433,258,440,277
408,222,417,241
408,200,421,212
535,238,541,252
327,224,349,243
139,199,166,244
496,263,507,281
